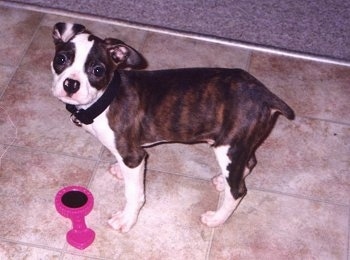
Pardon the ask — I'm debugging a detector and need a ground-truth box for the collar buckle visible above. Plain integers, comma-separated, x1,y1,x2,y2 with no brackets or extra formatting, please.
70,114,82,127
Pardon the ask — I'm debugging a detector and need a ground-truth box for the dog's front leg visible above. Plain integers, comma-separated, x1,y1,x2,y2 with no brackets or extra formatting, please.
108,159,145,233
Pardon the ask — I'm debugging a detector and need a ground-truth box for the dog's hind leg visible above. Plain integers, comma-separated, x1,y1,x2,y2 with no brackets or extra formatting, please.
211,151,256,192
201,145,242,227
201,144,255,227
211,145,230,192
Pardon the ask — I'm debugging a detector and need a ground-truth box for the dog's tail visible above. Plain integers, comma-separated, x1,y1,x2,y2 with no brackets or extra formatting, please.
269,94,295,120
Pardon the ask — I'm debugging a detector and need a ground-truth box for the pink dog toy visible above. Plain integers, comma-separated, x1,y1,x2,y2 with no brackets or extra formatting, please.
55,186,95,249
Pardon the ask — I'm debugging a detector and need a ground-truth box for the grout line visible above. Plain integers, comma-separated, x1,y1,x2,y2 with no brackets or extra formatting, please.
0,65,16,99
58,251,65,260
0,107,17,163
0,237,106,260
298,115,350,127
135,29,151,54
146,167,215,182
97,145,107,161
87,158,103,189
61,252,107,260
143,168,349,209
0,142,102,162
0,237,65,255
58,246,65,260
249,186,350,208
205,227,216,260
0,62,16,102
205,192,224,260
245,50,253,72
1,0,350,67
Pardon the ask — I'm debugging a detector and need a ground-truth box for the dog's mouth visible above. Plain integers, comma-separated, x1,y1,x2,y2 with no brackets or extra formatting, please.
51,87,80,105
53,87,102,108
51,85,81,105
51,74,103,108
64,92,74,98
57,95,81,106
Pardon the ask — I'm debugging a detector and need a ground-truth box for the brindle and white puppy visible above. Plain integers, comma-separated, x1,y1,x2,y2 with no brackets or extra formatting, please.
51,23,295,233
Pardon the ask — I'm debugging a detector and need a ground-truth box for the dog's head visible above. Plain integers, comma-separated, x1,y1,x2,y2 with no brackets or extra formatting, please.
51,22,146,106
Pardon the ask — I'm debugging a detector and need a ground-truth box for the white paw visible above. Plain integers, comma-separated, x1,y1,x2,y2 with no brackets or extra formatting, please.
212,175,225,192
109,163,123,180
108,210,138,233
200,211,226,227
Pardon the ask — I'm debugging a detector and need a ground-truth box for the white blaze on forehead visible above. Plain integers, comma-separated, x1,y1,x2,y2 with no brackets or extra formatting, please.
70,33,94,73
58,23,74,42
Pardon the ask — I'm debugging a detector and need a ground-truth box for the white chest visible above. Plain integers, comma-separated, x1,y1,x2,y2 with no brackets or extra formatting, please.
82,108,119,156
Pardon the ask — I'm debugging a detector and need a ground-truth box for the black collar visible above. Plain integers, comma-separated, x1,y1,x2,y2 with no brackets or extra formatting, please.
66,73,120,126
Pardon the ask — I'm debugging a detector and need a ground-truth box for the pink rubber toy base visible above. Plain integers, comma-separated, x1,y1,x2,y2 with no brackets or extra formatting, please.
67,228,95,250
55,186,95,250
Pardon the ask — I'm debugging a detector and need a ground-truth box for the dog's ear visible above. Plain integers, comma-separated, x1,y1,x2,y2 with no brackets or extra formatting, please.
52,23,86,45
104,38,147,69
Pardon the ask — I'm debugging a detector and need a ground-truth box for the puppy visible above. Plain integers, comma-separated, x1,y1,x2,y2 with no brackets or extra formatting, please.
51,23,295,233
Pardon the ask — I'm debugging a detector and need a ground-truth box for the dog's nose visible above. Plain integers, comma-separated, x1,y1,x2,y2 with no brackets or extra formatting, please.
63,78,80,94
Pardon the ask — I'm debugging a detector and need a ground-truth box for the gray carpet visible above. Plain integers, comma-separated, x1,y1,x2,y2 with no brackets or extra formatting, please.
6,0,350,62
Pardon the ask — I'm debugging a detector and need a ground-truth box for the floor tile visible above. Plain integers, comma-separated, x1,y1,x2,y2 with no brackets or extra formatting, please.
0,241,61,259
0,106,17,146
0,147,95,247
146,143,220,179
249,52,350,123
100,142,220,184
247,117,350,205
18,25,55,73
0,6,43,67
68,161,218,259
0,65,14,96
209,190,349,259
0,145,7,158
141,32,251,69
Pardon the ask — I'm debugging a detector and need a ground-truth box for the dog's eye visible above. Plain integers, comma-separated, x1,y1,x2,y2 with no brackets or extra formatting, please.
93,65,105,77
54,54,67,65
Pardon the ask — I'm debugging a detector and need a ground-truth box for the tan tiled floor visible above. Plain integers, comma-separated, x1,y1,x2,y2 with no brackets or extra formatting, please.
0,4,349,260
